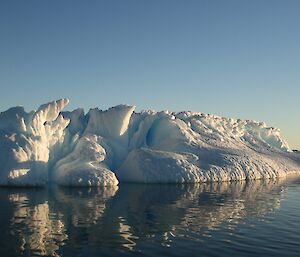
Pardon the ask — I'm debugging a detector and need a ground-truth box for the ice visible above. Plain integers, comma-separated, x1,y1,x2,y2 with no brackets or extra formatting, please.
0,99,69,186
117,148,201,183
52,135,118,187
0,98,299,186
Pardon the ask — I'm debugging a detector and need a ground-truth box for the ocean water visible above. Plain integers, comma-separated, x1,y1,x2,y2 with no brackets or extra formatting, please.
0,178,300,257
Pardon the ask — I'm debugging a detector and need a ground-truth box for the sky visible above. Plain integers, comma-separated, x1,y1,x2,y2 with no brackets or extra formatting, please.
0,0,299,149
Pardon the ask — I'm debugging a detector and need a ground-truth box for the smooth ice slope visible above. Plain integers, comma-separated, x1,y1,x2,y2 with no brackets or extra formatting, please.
0,99,299,186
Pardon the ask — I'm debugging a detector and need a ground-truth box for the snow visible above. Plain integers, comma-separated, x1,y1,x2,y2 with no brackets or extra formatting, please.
0,98,299,186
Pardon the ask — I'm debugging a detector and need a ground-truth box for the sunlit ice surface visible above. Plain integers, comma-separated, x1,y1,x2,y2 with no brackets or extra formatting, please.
1,99,299,187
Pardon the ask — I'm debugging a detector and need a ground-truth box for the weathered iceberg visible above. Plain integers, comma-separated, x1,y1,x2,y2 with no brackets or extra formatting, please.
0,98,299,186
0,99,69,186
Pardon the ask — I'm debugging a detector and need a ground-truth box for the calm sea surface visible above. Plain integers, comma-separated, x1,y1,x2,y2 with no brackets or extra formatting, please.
0,178,300,257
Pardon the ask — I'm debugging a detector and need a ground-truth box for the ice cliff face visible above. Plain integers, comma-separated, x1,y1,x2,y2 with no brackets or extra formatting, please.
0,99,299,186
0,99,69,186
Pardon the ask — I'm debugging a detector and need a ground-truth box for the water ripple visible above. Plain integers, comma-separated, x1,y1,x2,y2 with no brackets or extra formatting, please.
0,178,300,257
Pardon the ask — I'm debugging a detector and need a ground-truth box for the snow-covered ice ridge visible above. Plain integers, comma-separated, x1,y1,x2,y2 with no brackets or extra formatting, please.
0,98,299,187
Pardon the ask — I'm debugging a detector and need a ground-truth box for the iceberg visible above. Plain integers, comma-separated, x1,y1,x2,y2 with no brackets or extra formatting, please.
0,98,299,187
0,99,69,186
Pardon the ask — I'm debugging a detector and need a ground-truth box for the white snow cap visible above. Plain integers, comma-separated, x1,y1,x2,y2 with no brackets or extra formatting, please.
0,99,299,187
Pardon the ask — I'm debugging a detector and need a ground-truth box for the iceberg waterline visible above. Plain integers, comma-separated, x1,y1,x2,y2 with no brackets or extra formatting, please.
0,98,299,187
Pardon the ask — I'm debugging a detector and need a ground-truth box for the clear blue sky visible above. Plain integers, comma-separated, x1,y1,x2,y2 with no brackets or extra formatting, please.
0,0,299,149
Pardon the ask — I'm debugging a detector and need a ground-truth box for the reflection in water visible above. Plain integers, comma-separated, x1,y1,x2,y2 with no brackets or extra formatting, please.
173,180,284,234
52,186,118,227
118,217,138,250
109,179,288,248
7,190,67,257
4,186,118,257
9,194,68,256
0,178,298,256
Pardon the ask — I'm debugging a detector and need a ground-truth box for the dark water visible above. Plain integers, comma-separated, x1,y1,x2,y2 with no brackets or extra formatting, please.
1,178,300,257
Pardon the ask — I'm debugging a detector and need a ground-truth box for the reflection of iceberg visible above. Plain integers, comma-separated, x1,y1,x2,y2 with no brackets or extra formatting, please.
118,217,138,250
172,180,286,234
5,186,118,256
1,178,298,255
8,190,67,257
52,186,118,227
105,178,293,249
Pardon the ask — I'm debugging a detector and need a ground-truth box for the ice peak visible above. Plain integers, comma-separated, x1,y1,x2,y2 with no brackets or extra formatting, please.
84,104,135,137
